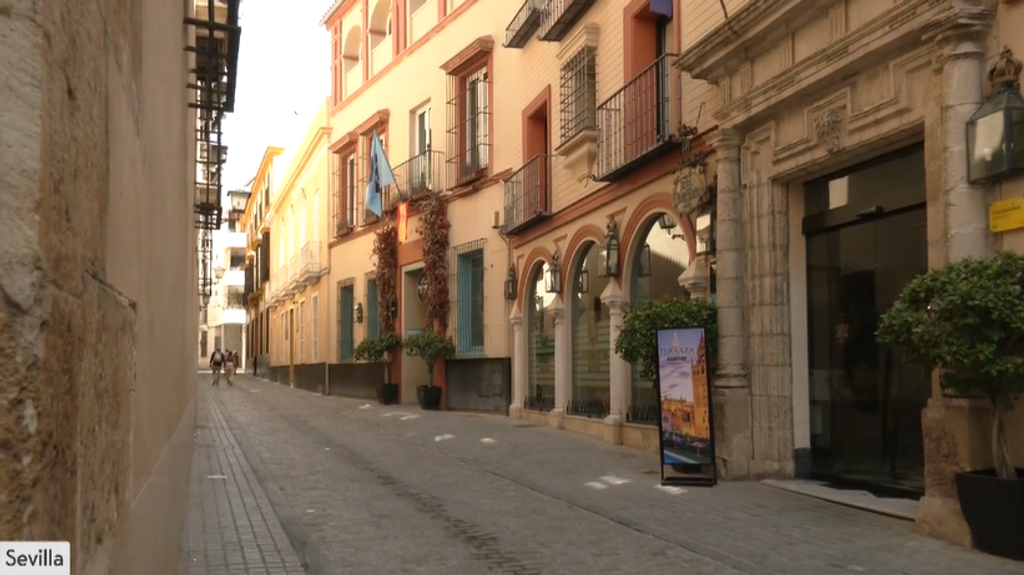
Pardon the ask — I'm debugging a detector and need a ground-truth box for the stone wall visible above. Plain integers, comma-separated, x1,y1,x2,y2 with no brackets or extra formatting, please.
0,0,198,574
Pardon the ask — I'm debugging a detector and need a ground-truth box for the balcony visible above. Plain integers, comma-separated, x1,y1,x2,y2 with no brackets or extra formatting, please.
594,54,681,182
383,150,447,211
370,38,392,77
504,0,544,49
298,240,326,285
538,0,596,42
503,154,551,235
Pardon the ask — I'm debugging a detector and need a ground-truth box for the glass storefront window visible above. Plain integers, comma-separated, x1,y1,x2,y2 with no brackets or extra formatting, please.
527,264,555,411
569,243,612,418
628,213,690,424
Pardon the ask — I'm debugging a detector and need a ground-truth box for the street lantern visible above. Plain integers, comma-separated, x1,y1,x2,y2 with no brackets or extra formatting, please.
597,218,620,278
657,213,677,232
545,251,562,294
637,244,652,278
695,203,716,256
354,302,364,323
503,265,518,301
214,265,225,279
577,266,589,294
227,189,250,213
967,47,1024,184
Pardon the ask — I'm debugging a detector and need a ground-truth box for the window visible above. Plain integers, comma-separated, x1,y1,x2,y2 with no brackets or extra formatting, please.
312,190,319,243
559,46,597,143
445,65,491,186
414,106,432,154
453,247,485,356
366,278,380,339
345,154,357,227
311,294,320,362
229,249,246,269
299,300,307,363
225,286,245,309
338,282,354,361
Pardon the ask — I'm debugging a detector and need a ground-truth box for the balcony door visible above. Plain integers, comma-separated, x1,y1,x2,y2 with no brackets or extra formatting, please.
624,13,672,163
413,106,432,195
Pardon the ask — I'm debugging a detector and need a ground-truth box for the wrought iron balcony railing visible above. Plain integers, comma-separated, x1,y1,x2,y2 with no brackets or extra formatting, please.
594,53,681,182
538,0,597,42
298,240,325,284
383,150,447,211
503,154,550,235
504,0,545,49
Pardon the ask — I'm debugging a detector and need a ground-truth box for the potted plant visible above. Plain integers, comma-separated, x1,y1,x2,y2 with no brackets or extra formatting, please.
614,298,718,385
353,332,402,405
403,329,455,410
877,251,1024,561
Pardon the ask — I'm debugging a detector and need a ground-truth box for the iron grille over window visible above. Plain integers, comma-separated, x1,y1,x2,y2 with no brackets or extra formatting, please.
446,68,491,187
559,46,597,144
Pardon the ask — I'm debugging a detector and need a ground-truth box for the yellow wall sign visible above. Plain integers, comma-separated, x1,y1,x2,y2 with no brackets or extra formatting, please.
989,196,1024,234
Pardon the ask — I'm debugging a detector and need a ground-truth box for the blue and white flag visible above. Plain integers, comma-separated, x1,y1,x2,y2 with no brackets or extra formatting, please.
365,130,396,218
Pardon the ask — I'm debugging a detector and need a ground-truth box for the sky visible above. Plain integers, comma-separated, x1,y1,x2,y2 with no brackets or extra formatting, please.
220,0,332,193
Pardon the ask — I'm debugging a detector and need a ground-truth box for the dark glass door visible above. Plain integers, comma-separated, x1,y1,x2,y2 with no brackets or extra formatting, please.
806,207,930,496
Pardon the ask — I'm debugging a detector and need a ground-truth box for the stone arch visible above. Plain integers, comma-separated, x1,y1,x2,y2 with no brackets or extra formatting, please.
368,0,391,50
342,24,362,61
517,246,553,308
620,192,697,266
562,224,605,283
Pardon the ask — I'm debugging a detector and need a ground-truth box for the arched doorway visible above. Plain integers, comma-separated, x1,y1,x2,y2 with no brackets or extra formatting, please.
568,242,612,418
627,212,691,424
526,262,555,411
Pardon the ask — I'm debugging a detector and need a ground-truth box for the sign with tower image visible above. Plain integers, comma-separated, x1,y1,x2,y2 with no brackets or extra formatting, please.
655,328,717,486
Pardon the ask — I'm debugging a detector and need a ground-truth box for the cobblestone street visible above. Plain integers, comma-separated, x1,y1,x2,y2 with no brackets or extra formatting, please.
184,374,1024,575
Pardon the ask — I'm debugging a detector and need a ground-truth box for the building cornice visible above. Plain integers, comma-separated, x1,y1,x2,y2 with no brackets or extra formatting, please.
319,0,358,28
674,0,831,81
440,36,495,76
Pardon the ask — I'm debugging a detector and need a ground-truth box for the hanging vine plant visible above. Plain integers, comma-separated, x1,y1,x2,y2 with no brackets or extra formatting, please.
372,216,399,334
418,191,451,333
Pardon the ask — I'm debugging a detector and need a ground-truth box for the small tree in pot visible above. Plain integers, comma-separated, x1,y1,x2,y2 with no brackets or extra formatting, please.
353,332,402,405
403,329,455,410
614,298,718,383
877,251,1024,560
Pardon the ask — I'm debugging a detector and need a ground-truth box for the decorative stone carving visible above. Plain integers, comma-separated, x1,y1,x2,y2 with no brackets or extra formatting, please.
813,108,843,154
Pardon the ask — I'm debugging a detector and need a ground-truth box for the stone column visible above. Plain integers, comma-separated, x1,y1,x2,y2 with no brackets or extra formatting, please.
602,280,625,444
917,9,996,548
509,306,526,418
551,297,567,428
708,129,747,388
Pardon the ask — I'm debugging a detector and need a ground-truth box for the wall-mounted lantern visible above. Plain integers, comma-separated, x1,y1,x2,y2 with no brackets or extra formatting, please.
503,265,518,301
967,46,1024,184
695,203,716,256
354,302,364,323
215,265,226,279
657,213,678,233
577,266,590,294
545,250,562,294
637,244,652,278
598,218,620,278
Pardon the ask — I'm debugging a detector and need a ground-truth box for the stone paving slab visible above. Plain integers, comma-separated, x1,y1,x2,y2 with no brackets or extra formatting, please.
182,380,307,575
221,376,1024,575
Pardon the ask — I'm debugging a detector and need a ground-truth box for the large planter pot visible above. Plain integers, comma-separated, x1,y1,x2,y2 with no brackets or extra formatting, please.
376,382,400,405
416,385,442,410
955,468,1024,561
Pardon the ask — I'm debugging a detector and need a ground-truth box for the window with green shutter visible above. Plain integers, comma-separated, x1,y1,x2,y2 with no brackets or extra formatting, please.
366,278,380,339
455,249,485,357
339,282,354,361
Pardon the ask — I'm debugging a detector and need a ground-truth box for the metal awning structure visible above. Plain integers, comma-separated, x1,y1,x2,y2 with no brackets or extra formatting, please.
186,0,242,308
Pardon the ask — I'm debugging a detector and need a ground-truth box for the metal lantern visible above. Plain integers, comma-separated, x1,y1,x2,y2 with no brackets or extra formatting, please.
354,302,364,323
598,218,620,278
695,203,716,256
215,265,226,279
637,244,652,278
967,47,1024,184
545,251,562,294
228,189,250,213
658,213,678,232
503,265,518,301
577,267,589,294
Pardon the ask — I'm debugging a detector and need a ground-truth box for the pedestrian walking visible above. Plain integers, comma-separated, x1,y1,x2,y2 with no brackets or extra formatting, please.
224,350,236,386
252,354,258,376
209,347,225,386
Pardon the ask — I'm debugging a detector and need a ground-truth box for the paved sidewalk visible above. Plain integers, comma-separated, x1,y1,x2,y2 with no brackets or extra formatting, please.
225,374,1024,575
182,380,307,575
